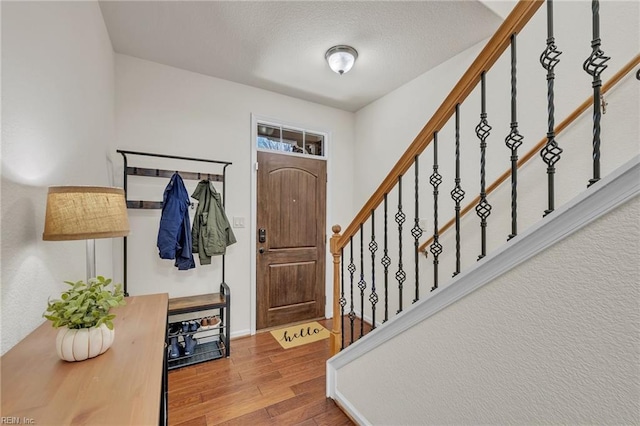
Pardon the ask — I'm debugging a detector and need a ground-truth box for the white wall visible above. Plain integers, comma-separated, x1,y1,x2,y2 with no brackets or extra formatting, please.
336,194,640,425
114,54,355,336
480,0,517,20
349,0,639,318
1,1,116,354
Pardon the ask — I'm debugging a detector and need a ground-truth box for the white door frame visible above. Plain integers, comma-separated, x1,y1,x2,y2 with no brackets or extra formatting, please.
249,113,333,334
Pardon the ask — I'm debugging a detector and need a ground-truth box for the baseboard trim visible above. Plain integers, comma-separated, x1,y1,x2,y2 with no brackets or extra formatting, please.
327,156,639,416
230,329,251,339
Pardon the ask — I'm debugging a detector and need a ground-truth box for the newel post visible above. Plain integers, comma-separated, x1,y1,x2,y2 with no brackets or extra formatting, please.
329,224,342,356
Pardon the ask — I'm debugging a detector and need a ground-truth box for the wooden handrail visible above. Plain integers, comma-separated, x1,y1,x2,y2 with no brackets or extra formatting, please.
334,0,544,251
329,225,343,356
419,53,640,252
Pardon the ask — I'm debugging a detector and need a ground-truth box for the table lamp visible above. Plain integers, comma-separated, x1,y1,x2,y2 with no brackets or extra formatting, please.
42,186,129,282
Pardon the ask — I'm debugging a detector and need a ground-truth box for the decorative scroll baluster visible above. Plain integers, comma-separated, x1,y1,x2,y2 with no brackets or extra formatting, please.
583,0,610,187
411,156,423,303
358,225,366,338
395,176,406,313
381,194,391,323
451,104,465,277
347,238,356,344
430,132,443,291
506,33,524,240
475,72,492,260
339,247,346,350
540,0,563,216
369,211,378,329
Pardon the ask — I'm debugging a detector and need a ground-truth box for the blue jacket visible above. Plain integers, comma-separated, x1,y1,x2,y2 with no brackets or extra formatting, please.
157,173,195,270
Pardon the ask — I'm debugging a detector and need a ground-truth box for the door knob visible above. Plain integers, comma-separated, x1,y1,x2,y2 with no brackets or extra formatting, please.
259,247,265,254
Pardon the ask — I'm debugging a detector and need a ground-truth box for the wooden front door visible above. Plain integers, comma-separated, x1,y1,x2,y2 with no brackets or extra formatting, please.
256,151,327,330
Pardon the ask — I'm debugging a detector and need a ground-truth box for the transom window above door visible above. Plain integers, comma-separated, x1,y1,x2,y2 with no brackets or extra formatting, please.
257,123,325,157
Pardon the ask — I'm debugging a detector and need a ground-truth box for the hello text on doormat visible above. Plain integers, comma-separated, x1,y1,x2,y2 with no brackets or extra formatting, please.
270,321,330,349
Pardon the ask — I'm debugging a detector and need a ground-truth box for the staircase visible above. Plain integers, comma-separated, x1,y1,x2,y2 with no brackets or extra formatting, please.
325,0,640,423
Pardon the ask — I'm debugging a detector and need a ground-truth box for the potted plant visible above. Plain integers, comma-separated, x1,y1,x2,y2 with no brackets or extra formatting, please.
43,276,126,362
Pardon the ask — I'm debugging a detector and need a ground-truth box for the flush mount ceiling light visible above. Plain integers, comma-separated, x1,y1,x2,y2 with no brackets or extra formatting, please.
325,45,358,75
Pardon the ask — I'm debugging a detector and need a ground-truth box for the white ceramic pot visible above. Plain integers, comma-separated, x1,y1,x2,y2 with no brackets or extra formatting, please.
55,324,115,362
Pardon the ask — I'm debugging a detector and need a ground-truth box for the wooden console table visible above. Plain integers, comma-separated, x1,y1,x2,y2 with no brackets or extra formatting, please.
1,293,168,425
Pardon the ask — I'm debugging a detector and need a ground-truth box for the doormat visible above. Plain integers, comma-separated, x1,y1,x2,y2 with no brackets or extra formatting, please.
270,321,330,349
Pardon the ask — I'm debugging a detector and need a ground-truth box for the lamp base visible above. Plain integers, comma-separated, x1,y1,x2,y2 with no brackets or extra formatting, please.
86,239,96,282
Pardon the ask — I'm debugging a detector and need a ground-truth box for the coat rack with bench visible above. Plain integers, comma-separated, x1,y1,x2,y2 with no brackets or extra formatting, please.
117,149,232,370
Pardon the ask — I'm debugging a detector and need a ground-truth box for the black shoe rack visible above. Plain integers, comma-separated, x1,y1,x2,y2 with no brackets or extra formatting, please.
166,283,231,371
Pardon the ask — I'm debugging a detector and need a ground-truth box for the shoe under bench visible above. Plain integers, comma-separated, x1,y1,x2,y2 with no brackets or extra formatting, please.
166,282,230,371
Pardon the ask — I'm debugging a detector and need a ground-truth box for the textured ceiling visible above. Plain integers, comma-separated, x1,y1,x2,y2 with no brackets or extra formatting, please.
99,1,502,112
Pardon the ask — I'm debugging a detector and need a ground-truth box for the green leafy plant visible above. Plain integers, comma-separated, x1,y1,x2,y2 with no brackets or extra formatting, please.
43,276,126,330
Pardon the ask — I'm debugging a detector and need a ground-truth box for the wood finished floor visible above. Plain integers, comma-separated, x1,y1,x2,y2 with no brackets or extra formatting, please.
168,319,355,425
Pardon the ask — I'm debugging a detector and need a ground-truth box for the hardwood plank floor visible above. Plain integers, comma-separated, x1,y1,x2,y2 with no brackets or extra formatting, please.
168,320,354,425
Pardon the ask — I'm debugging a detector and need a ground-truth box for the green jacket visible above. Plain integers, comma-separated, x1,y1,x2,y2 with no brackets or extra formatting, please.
191,181,236,264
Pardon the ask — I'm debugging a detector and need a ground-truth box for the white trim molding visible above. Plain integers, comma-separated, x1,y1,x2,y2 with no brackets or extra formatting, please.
327,155,640,424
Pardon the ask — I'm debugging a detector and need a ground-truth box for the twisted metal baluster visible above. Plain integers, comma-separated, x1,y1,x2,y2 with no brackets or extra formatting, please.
540,0,563,216
430,132,443,291
369,211,378,329
583,0,610,187
451,104,465,277
506,33,524,240
395,176,406,313
347,238,356,344
339,247,346,350
411,156,423,303
475,72,492,260
358,224,366,338
381,194,391,323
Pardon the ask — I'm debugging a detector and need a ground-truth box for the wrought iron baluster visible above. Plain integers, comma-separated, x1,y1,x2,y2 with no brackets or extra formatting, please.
540,0,563,216
347,238,356,344
430,132,443,290
475,72,492,260
358,224,366,338
381,194,391,323
583,0,610,187
339,248,346,350
411,156,423,303
369,211,378,329
395,176,406,313
506,33,524,240
451,104,465,277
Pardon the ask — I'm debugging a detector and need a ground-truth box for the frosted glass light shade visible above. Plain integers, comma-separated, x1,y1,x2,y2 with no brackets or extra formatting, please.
43,186,129,241
325,45,358,75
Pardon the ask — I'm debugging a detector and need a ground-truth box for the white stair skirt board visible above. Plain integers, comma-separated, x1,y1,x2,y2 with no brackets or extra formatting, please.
327,155,640,424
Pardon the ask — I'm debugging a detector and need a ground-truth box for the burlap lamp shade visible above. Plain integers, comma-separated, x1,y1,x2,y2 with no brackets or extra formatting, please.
43,186,129,282
43,186,129,240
